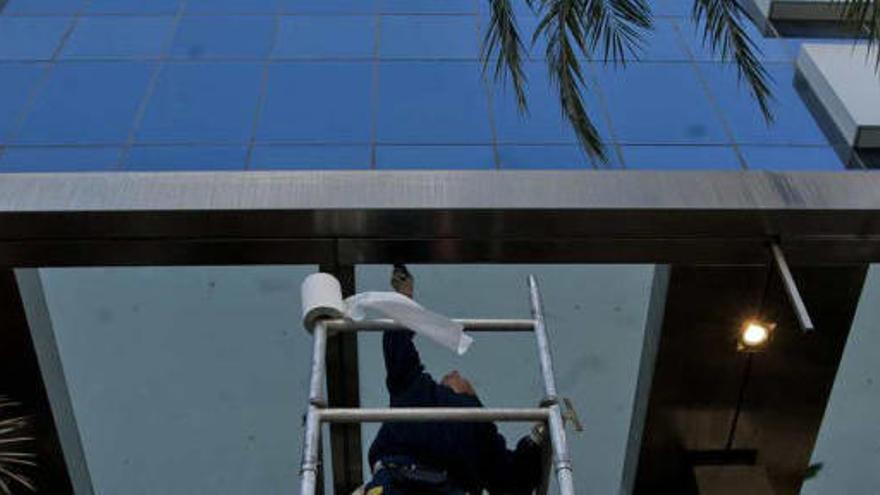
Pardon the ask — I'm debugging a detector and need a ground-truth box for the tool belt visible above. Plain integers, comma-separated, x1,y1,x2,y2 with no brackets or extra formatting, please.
373,459,470,495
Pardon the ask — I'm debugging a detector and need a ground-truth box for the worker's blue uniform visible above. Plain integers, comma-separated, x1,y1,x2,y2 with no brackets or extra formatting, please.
366,330,542,494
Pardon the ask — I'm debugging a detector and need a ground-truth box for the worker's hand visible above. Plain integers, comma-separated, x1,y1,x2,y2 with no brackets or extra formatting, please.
391,264,414,298
441,370,477,397
529,422,547,447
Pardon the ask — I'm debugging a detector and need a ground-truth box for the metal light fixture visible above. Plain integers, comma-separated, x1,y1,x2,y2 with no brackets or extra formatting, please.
737,320,775,352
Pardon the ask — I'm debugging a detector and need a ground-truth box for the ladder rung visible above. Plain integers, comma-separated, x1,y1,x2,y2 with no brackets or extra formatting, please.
318,407,549,423
323,318,536,333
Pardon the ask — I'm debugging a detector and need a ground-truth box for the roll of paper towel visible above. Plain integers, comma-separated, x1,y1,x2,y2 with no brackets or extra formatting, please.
301,273,346,332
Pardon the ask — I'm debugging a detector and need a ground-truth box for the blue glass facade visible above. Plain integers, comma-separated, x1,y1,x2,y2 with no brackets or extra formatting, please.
0,0,862,171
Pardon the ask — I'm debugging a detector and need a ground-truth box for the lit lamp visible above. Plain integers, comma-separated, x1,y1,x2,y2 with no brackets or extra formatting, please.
737,320,775,352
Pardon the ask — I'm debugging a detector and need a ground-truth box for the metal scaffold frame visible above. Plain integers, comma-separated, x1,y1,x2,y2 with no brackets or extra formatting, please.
298,275,576,495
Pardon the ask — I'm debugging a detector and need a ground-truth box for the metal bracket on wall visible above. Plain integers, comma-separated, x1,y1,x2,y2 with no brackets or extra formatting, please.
770,244,815,333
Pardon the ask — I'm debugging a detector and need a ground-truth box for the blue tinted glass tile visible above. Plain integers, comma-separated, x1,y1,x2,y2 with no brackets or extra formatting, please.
125,145,247,170
377,61,491,143
250,145,370,169
620,145,742,169
87,0,181,14
593,63,728,144
257,62,372,141
638,18,688,61
653,0,691,17
273,16,374,59
187,0,279,13
498,145,592,169
170,17,274,60
62,17,174,59
0,146,120,171
0,18,71,60
137,63,263,142
494,62,607,144
382,0,475,13
701,64,829,145
376,145,494,169
741,145,845,170
3,0,87,14
16,62,154,144
380,15,478,59
0,64,45,142
281,0,376,13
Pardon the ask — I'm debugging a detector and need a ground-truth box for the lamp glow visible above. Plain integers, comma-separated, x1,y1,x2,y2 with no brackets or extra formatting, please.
741,322,770,347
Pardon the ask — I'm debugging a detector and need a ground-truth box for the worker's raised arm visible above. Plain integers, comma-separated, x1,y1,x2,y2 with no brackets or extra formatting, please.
383,265,425,395
383,329,425,395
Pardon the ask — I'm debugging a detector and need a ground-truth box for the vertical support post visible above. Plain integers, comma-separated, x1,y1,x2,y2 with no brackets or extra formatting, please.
528,275,576,495
770,244,815,332
300,321,328,495
319,263,363,494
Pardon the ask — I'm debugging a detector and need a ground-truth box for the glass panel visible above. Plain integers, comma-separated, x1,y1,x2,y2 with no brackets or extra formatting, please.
0,64,46,142
137,62,263,143
653,0,691,17
594,62,729,144
804,265,880,494
62,17,175,59
125,145,248,171
0,146,121,172
497,145,594,169
357,264,662,493
375,145,494,169
250,144,371,169
0,17,73,60
2,0,87,14
37,266,330,494
493,62,587,144
638,18,690,62
273,16,375,59
87,0,182,14
381,0,476,14
380,15,479,59
256,62,373,142
16,62,154,144
186,0,280,13
376,61,492,144
169,17,275,60
740,145,846,170
701,64,831,146
620,144,743,169
281,0,377,14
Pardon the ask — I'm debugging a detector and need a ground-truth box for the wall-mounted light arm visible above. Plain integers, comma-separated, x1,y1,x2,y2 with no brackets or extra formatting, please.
771,243,815,333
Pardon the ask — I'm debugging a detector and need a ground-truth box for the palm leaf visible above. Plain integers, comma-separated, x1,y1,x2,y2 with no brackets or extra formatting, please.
839,0,880,69
692,0,775,121
483,0,530,113
0,397,36,494
535,0,608,160
582,0,652,63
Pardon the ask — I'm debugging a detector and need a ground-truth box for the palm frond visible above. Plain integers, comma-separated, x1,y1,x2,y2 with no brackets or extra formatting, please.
0,397,36,494
536,0,607,160
482,0,530,112
582,0,652,63
839,0,880,69
692,0,775,121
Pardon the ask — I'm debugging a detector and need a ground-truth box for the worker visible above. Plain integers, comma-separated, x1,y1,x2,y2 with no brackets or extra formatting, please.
362,265,545,495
